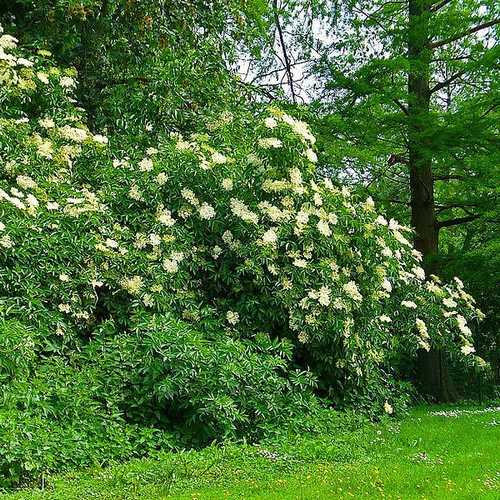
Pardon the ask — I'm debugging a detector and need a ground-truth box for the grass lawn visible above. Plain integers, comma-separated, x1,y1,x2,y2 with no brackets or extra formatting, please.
3,404,499,499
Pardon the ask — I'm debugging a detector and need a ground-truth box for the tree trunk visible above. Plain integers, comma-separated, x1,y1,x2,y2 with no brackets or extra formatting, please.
408,0,458,402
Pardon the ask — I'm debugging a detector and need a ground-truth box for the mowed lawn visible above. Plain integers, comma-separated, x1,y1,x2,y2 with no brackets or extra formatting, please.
3,404,499,500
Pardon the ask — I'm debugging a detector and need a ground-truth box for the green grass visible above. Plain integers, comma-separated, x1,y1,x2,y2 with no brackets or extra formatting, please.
2,404,499,499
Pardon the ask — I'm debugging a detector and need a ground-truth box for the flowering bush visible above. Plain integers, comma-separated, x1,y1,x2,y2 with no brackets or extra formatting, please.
0,23,486,421
0,27,319,478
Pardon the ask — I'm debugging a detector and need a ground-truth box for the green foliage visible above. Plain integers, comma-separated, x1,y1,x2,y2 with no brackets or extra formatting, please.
307,0,499,389
0,25,486,410
0,320,36,383
0,0,269,135
85,314,319,445
438,239,500,394
0,321,172,489
0,11,495,491
2,405,499,499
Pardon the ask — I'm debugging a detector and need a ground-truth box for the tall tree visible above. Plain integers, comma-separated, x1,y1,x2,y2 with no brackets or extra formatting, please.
302,0,499,400
0,0,269,135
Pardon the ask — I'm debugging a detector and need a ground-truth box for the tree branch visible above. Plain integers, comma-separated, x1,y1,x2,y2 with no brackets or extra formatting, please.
430,68,468,93
429,18,500,49
374,197,411,206
273,0,296,103
430,0,453,13
435,202,479,214
393,98,409,115
433,175,466,181
92,76,149,90
436,215,481,228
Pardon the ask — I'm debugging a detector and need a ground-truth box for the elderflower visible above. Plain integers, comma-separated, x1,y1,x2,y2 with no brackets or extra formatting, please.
156,172,168,185
230,198,258,224
262,228,278,246
305,148,317,163
412,266,426,281
157,208,175,227
318,286,331,306
343,281,363,302
317,220,331,237
222,178,233,190
363,197,375,211
258,137,282,149
281,114,316,143
0,235,13,248
222,230,233,245
105,238,119,249
226,310,240,325
298,331,309,344
129,184,143,201
39,117,55,129
456,315,472,336
59,125,87,142
46,201,60,210
181,188,199,206
199,202,216,220
0,34,18,50
16,175,37,190
264,117,277,128
149,233,162,246
59,76,76,88
461,344,475,356
212,245,222,259
37,72,49,84
93,134,108,144
290,168,303,185
443,297,458,309
401,300,417,309
416,318,428,337
211,152,227,164
139,157,153,171
58,303,71,313
121,275,144,295
382,278,392,293
162,259,178,273
296,211,309,225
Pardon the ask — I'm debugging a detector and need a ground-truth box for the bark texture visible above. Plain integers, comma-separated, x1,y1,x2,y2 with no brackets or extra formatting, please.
408,0,458,402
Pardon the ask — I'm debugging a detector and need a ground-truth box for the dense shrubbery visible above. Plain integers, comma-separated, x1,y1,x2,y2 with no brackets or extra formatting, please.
0,317,315,488
0,23,490,488
0,320,171,488
87,314,318,441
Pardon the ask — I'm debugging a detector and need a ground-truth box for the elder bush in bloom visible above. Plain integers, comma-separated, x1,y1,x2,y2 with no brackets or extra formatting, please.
0,26,318,460
0,24,486,414
109,108,483,407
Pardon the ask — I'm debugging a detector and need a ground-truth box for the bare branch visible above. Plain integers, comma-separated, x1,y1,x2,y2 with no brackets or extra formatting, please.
430,0,453,13
430,18,500,49
437,215,481,228
430,68,468,93
273,0,296,103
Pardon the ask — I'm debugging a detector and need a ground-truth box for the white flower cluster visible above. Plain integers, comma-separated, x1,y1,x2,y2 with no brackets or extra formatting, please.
230,198,259,224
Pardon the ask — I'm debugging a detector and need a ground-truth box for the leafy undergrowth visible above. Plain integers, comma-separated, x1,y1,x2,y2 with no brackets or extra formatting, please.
2,404,499,499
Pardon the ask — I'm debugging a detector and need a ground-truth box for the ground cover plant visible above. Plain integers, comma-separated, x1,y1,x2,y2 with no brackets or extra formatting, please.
2,404,499,499
0,0,498,496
